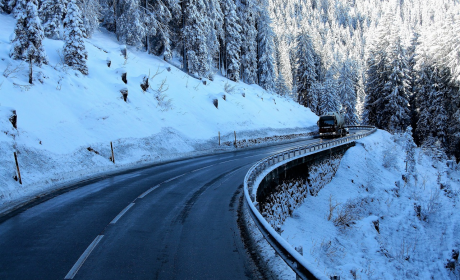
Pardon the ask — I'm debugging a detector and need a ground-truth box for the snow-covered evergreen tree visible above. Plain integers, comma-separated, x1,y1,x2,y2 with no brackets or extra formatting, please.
239,0,257,84
10,0,48,66
38,0,67,39
295,29,317,107
116,0,145,47
63,0,88,75
321,71,340,114
99,0,116,32
78,0,100,38
275,71,289,96
257,0,276,92
381,34,410,133
222,0,241,81
403,126,416,176
183,0,210,77
338,59,358,125
205,0,223,75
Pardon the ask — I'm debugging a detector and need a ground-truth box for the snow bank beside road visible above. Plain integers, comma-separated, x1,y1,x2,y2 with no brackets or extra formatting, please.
0,13,317,213
281,130,460,279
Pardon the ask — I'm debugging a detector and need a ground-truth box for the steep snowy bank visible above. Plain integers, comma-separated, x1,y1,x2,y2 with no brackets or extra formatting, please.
0,13,317,212
282,130,460,279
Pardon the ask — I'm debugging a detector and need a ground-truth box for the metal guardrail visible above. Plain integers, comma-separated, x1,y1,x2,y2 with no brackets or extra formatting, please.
243,126,376,280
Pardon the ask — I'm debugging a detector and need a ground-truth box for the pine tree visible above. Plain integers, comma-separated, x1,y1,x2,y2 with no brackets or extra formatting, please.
10,0,48,66
116,0,145,47
338,59,358,124
321,71,340,114
63,0,88,75
403,126,416,176
222,0,241,81
275,71,289,96
38,0,67,39
415,67,448,148
206,0,223,75
99,0,116,32
295,30,317,107
381,34,410,133
406,31,420,137
257,0,276,92
308,81,322,115
78,0,100,38
239,0,258,84
183,0,210,77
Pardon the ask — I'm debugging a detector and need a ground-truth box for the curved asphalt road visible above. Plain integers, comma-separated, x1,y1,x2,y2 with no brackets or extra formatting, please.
0,132,364,280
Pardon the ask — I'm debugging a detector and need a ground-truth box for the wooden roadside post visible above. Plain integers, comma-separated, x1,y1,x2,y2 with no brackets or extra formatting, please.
218,131,220,146
110,142,115,164
234,131,237,147
14,152,22,185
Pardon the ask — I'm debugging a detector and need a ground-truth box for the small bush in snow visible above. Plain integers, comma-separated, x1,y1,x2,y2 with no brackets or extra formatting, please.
224,81,236,93
261,179,309,228
309,155,342,196
382,144,398,170
333,197,374,228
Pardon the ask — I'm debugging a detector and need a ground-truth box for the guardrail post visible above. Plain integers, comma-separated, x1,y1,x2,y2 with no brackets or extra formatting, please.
295,246,303,280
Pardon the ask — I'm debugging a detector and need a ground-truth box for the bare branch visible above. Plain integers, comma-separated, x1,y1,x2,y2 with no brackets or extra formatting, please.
3,62,24,79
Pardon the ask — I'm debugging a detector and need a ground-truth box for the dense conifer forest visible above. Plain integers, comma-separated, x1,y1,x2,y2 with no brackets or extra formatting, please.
2,0,459,160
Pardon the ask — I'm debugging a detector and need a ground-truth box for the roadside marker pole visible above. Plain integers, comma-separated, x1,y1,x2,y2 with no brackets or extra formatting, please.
110,142,115,164
14,152,22,185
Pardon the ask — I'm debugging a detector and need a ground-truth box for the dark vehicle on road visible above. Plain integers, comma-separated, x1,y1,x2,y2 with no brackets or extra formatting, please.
318,111,348,138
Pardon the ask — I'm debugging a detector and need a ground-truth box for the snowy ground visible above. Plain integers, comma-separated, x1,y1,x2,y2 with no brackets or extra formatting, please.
280,130,460,279
0,13,317,213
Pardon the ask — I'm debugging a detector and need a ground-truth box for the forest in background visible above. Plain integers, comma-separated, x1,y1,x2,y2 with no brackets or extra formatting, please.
1,0,459,160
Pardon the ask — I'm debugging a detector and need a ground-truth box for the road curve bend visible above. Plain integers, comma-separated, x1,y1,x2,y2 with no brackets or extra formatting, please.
0,133,364,280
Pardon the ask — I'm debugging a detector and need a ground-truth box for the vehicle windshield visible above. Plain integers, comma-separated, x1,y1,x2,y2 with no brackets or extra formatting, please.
319,117,335,126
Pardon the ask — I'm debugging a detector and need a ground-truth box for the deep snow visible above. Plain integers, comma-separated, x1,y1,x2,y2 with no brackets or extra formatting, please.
0,13,317,213
280,130,460,279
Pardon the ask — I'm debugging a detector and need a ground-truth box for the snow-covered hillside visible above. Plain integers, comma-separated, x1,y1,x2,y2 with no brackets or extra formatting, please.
0,13,317,212
281,130,460,279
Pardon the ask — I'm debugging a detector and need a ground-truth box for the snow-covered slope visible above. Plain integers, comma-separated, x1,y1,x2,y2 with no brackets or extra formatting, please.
0,13,317,212
281,130,460,279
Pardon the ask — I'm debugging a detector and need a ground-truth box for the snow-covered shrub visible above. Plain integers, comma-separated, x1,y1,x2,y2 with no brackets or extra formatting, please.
224,81,236,93
382,144,398,170
421,136,447,162
309,155,342,196
262,179,309,228
333,197,374,229
422,187,442,218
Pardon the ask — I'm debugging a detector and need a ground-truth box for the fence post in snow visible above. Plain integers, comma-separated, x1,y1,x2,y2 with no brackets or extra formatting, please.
234,131,236,147
218,131,220,146
14,152,22,185
110,142,115,164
